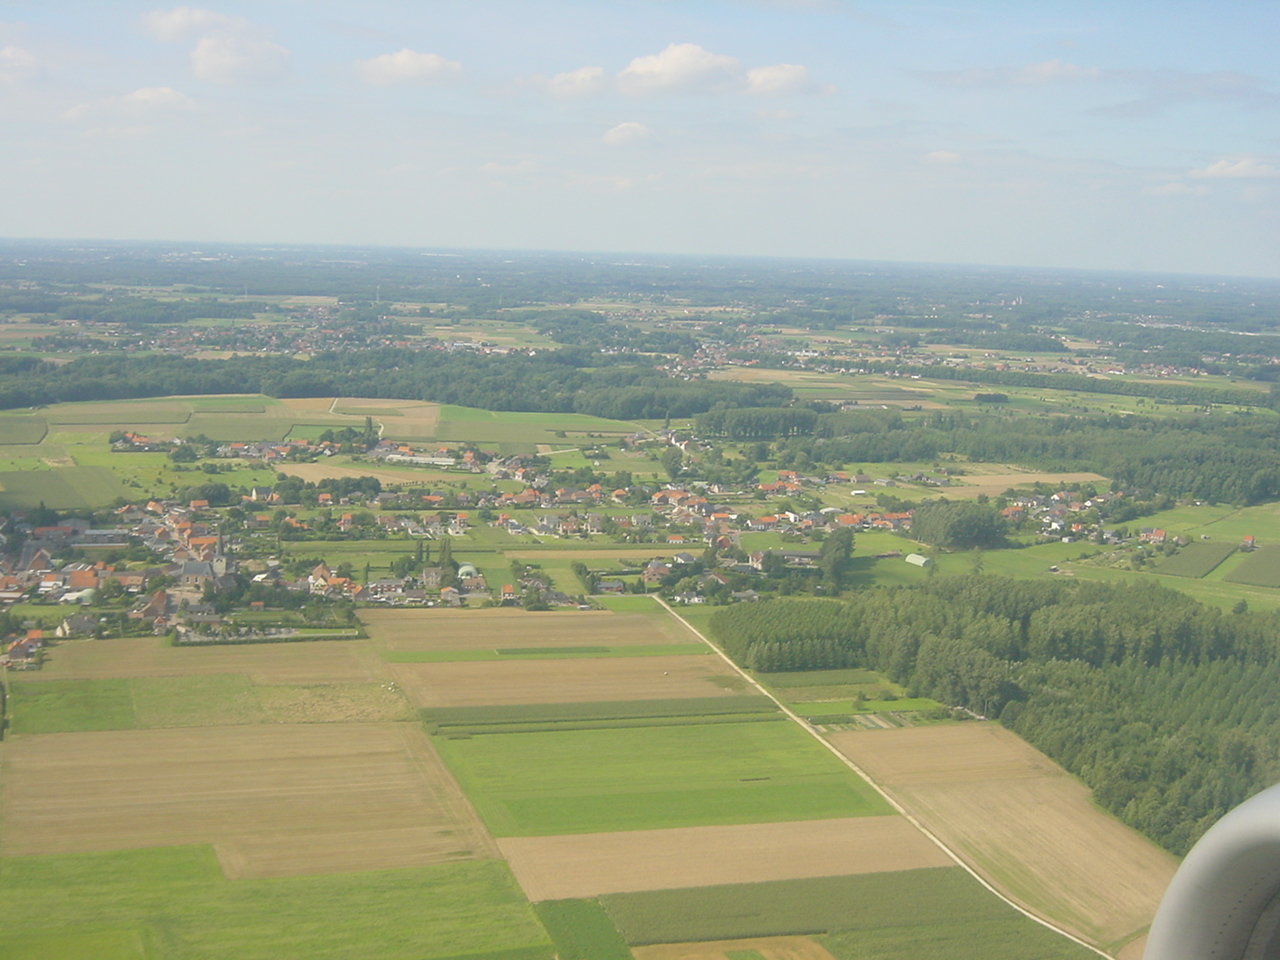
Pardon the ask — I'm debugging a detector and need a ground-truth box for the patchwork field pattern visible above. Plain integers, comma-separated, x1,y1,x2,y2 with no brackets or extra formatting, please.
0,723,495,878
498,816,951,901
826,723,1176,949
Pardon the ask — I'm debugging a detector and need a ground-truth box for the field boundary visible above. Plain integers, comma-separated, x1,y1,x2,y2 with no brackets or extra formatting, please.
654,597,1113,960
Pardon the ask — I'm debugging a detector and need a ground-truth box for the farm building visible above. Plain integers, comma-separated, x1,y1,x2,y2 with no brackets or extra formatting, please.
905,554,932,567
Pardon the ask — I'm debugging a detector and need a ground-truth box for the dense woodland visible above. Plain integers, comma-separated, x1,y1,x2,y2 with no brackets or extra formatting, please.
710,578,1280,855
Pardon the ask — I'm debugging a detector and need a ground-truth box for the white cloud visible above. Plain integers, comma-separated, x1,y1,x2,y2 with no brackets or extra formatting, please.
143,6,290,85
545,65,606,98
122,86,197,108
191,34,289,84
746,63,812,96
925,150,961,163
356,49,461,86
64,85,197,122
603,121,653,145
142,6,245,42
1189,157,1280,179
0,45,38,84
617,43,740,95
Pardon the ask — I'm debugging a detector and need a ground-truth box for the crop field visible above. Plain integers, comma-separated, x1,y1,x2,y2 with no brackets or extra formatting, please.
392,655,748,707
498,816,951,901
385,644,711,663
944,470,1109,499
601,868,1093,959
633,936,840,960
0,464,127,509
534,899,633,960
0,415,47,443
1155,541,1238,578
0,848,550,960
0,723,496,878
825,723,1176,950
33,636,383,684
361,607,699,651
432,405,640,446
433,720,892,836
1223,545,1280,587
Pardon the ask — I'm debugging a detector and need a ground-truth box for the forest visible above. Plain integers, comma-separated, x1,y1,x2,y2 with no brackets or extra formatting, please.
709,576,1280,855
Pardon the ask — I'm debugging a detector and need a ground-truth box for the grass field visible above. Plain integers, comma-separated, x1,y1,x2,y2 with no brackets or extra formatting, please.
826,723,1176,950
0,416,47,443
433,720,892,836
601,868,1094,958
633,936,839,960
1155,541,1238,578
0,723,496,877
0,847,550,960
533,900,632,960
0,465,127,509
499,816,950,901
1223,545,1280,587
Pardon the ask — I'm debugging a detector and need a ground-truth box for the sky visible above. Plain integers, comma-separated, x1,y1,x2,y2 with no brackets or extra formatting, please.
0,1,1277,277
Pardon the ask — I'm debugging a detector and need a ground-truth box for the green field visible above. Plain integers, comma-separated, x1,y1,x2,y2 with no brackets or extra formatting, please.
532,900,631,960
422,697,778,735
1223,545,1280,588
0,416,48,444
433,405,640,448
0,465,127,509
433,720,892,836
601,868,1093,959
1154,541,1238,578
0,846,551,960
7,678,136,734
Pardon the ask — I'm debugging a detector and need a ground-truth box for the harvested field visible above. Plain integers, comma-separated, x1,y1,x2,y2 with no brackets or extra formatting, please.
32,636,385,685
362,607,697,652
0,723,496,878
634,936,838,960
499,816,950,901
826,723,1176,950
393,655,742,707
278,396,338,411
947,471,1108,499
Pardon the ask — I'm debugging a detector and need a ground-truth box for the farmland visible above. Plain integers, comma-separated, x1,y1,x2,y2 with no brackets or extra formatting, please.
1223,545,1280,587
825,723,1176,952
498,816,951,900
434,720,893,836
1154,541,1238,578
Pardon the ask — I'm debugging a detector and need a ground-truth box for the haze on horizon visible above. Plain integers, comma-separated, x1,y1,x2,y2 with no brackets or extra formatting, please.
0,1,1276,279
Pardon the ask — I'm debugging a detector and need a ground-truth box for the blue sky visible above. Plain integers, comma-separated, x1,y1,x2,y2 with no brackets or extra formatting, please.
1,1,1276,276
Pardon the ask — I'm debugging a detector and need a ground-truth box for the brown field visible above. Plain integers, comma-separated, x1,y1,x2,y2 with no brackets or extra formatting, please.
331,397,441,440
255,682,415,723
278,461,450,487
826,723,1176,950
0,723,495,878
32,636,385,685
499,816,950,901
278,396,338,411
947,470,1109,499
392,655,741,707
634,937,838,960
361,607,697,651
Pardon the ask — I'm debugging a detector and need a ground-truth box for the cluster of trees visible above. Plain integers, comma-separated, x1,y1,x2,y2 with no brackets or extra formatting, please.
695,407,820,439
910,500,1007,550
0,350,793,421
57,297,267,325
710,576,1280,854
